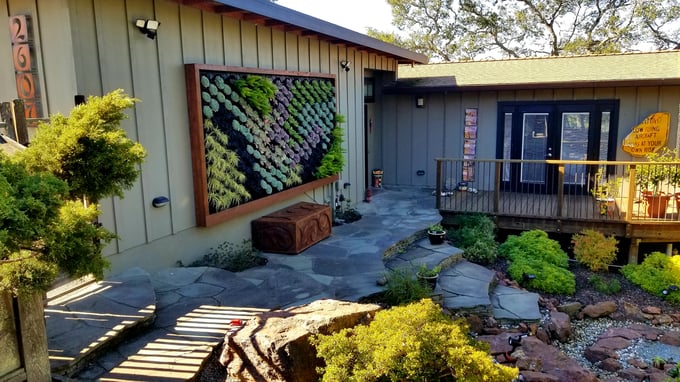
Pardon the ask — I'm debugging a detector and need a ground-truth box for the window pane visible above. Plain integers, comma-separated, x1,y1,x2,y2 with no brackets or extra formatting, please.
600,112,610,161
521,113,548,183
561,112,589,185
503,113,512,182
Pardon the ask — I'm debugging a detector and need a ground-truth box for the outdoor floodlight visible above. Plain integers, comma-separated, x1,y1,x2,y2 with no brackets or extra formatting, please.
136,19,160,40
340,60,351,72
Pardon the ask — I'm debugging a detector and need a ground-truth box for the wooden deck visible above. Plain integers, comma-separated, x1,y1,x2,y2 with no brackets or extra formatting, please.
435,158,680,263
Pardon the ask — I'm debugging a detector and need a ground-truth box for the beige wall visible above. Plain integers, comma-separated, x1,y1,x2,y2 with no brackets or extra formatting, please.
1,0,399,274
380,86,680,187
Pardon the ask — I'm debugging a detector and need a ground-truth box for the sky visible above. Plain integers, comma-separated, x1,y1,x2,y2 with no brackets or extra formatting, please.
275,0,396,34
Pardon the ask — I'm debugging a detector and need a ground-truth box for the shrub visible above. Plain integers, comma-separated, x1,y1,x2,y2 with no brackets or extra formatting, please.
499,230,574,295
507,256,575,295
189,239,266,272
498,230,569,267
588,275,621,295
311,299,519,382
571,229,618,272
621,252,680,304
383,267,431,305
448,213,498,265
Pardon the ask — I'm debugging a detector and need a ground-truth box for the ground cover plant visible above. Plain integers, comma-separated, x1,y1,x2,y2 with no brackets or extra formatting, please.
382,267,431,306
187,239,266,272
447,213,497,265
498,229,575,295
311,298,519,382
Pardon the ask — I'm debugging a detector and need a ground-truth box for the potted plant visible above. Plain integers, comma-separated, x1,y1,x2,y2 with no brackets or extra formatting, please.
427,223,447,245
635,148,678,218
416,263,441,290
591,168,621,216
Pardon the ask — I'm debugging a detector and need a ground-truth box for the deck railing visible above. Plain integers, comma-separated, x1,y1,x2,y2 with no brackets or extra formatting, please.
435,159,680,223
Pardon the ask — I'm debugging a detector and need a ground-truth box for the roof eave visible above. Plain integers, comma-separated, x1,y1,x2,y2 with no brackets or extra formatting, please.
167,0,428,64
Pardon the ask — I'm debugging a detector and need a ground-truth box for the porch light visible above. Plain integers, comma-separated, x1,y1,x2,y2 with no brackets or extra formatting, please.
135,19,160,40
340,60,351,72
416,96,425,108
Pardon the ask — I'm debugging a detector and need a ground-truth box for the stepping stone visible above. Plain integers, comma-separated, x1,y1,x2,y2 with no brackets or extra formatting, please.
439,260,496,316
491,284,542,324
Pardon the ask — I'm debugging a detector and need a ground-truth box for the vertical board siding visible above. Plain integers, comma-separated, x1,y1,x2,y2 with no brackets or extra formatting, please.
222,17,242,66
18,0,394,271
94,0,146,252
127,0,172,243
0,1,15,102
202,12,224,65
155,0,195,233
381,85,680,187
35,0,77,115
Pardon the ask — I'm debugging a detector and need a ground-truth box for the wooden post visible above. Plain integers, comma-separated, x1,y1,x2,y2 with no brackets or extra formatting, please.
557,164,565,217
627,165,636,222
17,293,51,381
628,238,640,265
11,99,29,146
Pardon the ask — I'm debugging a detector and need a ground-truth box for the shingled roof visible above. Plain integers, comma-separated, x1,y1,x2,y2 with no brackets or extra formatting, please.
389,50,680,93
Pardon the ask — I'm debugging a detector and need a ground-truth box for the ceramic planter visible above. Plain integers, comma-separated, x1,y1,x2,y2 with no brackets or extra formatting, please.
427,230,446,245
642,191,671,218
417,272,439,290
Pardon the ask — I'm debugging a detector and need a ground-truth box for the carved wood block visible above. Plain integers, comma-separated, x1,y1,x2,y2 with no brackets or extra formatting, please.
252,202,331,254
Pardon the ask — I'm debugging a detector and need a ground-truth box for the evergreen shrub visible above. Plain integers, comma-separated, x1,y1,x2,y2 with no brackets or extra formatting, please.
621,252,680,304
499,230,575,295
311,299,519,382
571,229,618,272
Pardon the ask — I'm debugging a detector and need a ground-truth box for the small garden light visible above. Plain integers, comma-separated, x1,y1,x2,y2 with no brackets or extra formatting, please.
522,273,536,281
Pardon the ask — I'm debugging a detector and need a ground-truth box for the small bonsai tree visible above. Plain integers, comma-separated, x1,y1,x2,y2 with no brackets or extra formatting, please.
1,90,146,295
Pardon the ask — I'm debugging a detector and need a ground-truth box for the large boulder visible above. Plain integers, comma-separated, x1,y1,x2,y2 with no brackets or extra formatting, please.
581,301,617,318
546,311,572,343
519,337,599,382
219,299,381,382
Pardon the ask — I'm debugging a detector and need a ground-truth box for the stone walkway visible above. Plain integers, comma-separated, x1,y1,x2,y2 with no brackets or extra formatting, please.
45,187,540,381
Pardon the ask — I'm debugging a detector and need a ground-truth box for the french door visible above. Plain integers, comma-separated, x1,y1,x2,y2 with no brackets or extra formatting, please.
498,101,618,194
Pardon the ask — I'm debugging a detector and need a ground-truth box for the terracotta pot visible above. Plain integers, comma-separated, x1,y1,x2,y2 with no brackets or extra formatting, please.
643,192,671,218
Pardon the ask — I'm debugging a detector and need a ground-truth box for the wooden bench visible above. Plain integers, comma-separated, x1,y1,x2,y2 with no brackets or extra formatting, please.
251,202,332,254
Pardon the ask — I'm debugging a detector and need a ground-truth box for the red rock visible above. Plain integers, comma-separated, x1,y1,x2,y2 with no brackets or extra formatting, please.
520,371,560,382
622,301,646,321
660,331,680,346
598,327,643,341
516,357,542,372
626,358,648,369
581,301,617,318
477,332,514,354
642,306,662,314
618,367,647,381
520,337,599,381
584,344,617,363
656,314,673,325
595,336,631,350
547,311,572,343
600,358,622,372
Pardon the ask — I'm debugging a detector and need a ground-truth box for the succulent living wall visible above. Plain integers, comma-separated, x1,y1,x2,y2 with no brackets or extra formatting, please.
198,71,341,213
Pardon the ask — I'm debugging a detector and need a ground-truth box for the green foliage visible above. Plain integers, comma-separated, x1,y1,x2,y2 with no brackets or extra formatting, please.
571,229,618,272
428,223,444,232
204,119,251,211
311,299,519,382
588,275,621,295
0,156,115,294
417,262,441,277
498,230,568,267
448,213,497,265
383,267,431,306
17,89,146,202
500,230,574,295
189,240,265,272
621,252,680,304
634,147,680,193
315,116,345,178
373,0,680,61
233,75,278,118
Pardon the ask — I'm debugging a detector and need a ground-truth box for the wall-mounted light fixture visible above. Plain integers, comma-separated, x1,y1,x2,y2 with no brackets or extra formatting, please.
135,19,160,40
340,60,351,72
152,196,170,208
415,96,425,108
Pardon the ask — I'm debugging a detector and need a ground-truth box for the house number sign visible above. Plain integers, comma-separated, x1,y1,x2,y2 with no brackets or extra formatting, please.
8,15,41,118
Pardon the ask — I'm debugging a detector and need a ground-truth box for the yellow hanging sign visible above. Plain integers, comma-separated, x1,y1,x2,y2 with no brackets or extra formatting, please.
622,112,670,157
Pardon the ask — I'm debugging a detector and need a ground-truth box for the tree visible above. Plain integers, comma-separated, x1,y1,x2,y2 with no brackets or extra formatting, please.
370,0,680,62
1,90,146,295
